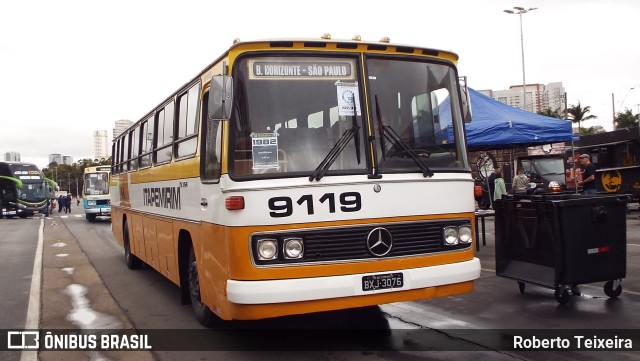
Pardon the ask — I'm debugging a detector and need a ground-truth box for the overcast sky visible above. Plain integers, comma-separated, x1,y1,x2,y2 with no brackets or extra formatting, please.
2,0,639,169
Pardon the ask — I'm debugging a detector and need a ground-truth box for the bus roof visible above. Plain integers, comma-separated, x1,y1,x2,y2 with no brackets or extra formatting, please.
114,36,460,142
226,37,459,61
0,161,41,173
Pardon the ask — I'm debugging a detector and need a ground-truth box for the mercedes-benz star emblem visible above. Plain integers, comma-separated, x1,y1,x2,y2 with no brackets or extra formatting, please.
366,227,393,257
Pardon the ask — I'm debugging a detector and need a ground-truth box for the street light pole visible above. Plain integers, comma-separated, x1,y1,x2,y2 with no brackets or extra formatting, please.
504,6,538,112
620,87,636,111
614,87,637,130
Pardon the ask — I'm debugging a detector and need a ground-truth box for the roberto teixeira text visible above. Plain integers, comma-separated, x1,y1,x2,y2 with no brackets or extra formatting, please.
6,331,152,351
513,335,633,350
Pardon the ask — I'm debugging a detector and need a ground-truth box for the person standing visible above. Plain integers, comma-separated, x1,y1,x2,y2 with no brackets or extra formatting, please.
488,165,501,208
512,168,530,195
494,172,507,202
578,153,597,195
58,194,64,213
65,194,72,213
44,198,50,217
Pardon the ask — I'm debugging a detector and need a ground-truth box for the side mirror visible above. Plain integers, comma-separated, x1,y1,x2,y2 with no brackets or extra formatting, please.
460,86,472,123
458,76,472,123
208,75,233,120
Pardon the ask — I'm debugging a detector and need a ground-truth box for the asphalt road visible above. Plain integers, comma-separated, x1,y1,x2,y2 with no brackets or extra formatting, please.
4,209,640,360
0,216,41,361
0,216,40,329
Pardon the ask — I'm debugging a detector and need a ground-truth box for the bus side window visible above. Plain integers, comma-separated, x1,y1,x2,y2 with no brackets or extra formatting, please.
112,143,118,174
201,91,222,182
154,101,175,164
139,117,153,168
128,126,139,171
175,82,200,159
122,133,129,172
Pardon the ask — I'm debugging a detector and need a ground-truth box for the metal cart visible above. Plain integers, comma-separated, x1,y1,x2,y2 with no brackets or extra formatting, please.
494,193,628,304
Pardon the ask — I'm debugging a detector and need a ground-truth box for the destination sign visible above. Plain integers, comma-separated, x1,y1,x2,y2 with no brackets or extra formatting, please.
252,61,352,79
13,170,43,180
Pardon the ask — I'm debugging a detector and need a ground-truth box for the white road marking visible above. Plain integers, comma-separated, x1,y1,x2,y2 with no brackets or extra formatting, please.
627,244,640,247
21,218,44,361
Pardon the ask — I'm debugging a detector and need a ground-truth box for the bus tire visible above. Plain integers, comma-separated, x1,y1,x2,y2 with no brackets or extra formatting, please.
188,247,218,327
86,214,96,222
123,220,142,270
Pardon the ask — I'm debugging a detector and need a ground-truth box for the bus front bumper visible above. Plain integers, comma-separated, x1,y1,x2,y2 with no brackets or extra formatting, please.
85,207,111,215
226,258,480,305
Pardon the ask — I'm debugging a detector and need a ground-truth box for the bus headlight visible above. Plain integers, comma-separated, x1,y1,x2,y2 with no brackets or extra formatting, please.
87,200,96,207
284,238,304,259
458,225,472,244
443,227,459,245
257,239,278,260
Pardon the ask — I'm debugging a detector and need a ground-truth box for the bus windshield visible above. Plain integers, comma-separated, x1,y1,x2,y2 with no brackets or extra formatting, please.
231,55,367,179
367,56,465,172
229,55,466,180
84,172,110,195
18,182,47,201
5,163,48,202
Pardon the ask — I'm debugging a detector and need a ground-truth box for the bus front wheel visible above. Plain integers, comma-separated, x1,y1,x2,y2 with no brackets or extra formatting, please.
86,214,96,222
188,248,218,327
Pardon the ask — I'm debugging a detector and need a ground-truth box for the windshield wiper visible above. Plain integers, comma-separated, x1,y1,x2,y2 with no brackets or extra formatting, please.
374,95,434,178
309,116,361,182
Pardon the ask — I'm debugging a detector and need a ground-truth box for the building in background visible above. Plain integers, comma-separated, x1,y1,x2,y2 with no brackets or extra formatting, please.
93,130,109,159
49,153,62,166
113,119,133,139
4,152,20,162
480,82,566,114
63,156,73,165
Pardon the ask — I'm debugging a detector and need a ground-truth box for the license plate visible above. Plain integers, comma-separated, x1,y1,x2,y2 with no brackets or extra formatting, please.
362,273,403,291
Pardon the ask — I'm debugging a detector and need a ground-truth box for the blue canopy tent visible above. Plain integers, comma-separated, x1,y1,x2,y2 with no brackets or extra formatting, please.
440,88,574,150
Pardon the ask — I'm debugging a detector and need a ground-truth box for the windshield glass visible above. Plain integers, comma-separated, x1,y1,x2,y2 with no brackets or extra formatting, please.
230,55,367,179
532,158,565,175
367,57,467,172
18,182,47,201
84,172,110,195
7,164,47,201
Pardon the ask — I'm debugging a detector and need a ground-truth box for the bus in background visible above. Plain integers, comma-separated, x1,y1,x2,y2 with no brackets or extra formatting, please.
83,166,111,222
0,162,53,218
111,36,479,325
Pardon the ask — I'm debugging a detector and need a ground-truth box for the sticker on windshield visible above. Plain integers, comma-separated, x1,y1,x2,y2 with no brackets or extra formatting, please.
251,133,279,169
336,82,361,116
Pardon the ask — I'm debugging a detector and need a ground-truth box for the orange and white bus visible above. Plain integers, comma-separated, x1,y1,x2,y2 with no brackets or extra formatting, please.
111,35,480,326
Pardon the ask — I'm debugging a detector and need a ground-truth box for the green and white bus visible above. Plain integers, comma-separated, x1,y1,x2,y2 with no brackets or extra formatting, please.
0,162,53,218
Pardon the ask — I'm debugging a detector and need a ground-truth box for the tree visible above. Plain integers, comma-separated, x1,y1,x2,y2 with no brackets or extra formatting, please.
614,109,640,129
580,126,597,136
537,107,564,119
566,102,597,132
